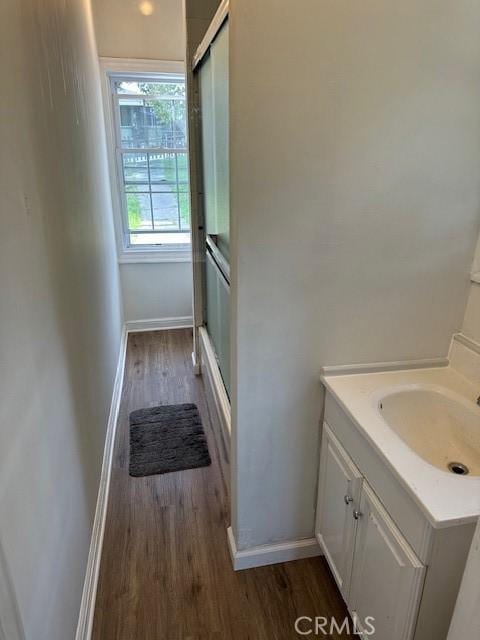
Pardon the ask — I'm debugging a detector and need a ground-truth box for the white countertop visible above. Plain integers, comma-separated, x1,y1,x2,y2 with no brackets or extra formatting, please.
322,366,480,528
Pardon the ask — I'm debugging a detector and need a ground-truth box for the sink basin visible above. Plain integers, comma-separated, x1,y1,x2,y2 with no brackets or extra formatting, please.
378,386,480,476
323,365,480,526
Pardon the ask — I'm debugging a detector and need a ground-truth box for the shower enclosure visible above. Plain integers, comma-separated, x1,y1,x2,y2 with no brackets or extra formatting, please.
191,7,230,400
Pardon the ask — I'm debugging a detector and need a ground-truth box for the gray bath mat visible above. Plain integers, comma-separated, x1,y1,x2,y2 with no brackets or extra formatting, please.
129,403,211,477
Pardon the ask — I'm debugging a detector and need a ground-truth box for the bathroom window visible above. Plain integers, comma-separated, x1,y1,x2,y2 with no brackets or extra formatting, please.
103,63,191,262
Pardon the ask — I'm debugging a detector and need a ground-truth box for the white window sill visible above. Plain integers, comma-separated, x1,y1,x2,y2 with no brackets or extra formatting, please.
118,248,192,264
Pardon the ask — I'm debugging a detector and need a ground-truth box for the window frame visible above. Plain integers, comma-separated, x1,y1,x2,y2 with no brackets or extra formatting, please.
100,57,191,263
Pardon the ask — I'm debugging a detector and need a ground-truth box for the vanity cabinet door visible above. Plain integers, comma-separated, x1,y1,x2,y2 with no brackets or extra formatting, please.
349,482,425,640
315,423,362,600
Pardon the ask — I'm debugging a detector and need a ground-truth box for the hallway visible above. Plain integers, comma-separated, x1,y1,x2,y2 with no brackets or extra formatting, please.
92,330,348,639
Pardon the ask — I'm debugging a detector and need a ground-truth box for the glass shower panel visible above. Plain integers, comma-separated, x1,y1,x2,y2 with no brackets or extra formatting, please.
210,22,229,260
198,18,230,399
199,52,217,236
205,253,230,397
199,21,230,262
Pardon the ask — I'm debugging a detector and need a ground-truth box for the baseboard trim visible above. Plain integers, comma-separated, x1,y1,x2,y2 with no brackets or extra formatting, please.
125,316,193,333
227,527,322,571
75,327,128,640
198,326,230,443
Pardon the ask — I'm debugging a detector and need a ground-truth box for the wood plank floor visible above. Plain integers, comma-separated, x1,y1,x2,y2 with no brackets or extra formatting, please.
92,329,349,639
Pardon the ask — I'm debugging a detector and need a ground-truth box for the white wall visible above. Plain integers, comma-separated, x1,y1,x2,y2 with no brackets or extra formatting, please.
462,287,480,343
120,262,193,322
92,0,184,60
461,237,480,343
91,0,194,324
230,0,480,550
0,1,124,638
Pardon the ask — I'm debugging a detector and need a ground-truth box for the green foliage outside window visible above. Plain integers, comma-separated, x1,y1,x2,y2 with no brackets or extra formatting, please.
127,192,142,229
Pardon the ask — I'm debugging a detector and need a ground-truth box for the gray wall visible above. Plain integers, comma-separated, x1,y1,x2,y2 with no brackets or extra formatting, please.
230,0,480,549
92,0,194,325
0,0,123,638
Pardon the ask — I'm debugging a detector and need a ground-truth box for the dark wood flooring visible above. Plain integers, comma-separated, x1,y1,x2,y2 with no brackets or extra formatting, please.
92,329,349,639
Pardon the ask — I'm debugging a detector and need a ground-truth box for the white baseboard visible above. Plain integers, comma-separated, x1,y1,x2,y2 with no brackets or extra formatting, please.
227,527,322,571
125,316,193,333
75,327,128,640
198,326,230,443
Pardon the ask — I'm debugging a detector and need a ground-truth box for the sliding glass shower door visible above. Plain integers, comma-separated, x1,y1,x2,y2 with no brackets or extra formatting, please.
198,19,230,396
205,250,230,395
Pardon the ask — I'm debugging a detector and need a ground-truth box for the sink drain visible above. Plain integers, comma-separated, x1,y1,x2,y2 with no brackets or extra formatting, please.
447,462,469,476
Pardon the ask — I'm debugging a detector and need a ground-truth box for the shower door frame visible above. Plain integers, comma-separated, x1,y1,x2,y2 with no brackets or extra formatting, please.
188,0,230,377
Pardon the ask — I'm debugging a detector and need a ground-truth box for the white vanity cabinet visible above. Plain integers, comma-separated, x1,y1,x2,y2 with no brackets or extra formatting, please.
316,389,477,640
315,425,362,600
316,425,425,639
348,483,425,639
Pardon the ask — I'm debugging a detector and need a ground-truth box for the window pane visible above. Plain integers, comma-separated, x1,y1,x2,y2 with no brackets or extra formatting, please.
179,192,191,231
126,192,152,231
113,75,191,247
119,100,160,148
115,80,185,98
149,153,177,188
123,153,148,184
125,184,149,193
119,99,186,149
176,153,189,183
116,77,187,150
151,182,177,193
152,193,180,231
